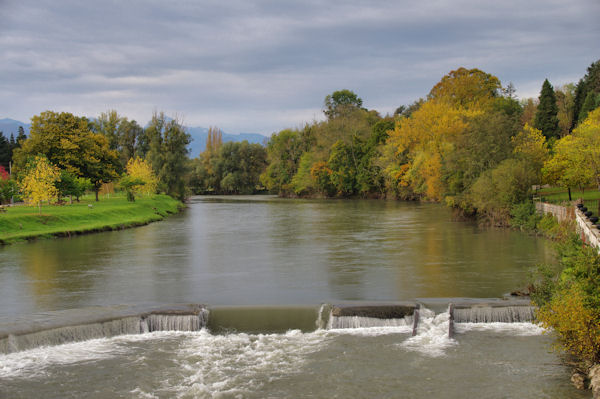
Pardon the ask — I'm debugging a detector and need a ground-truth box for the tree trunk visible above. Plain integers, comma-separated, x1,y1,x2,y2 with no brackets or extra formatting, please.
95,190,99,202
568,187,572,201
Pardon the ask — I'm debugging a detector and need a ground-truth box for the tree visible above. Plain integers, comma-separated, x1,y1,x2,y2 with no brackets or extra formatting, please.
0,132,10,169
13,111,122,201
213,141,267,194
511,124,549,182
579,91,600,123
555,83,576,137
428,67,501,108
534,79,560,140
570,108,600,190
323,89,363,119
573,60,600,128
261,128,311,194
145,112,191,200
119,175,145,202
91,110,125,150
125,157,157,195
543,135,592,199
19,155,60,213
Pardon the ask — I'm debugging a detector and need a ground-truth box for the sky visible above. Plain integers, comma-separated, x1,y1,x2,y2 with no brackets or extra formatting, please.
1,0,599,135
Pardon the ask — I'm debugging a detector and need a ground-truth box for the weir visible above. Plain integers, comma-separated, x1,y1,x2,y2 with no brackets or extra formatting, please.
0,299,537,354
0,304,208,354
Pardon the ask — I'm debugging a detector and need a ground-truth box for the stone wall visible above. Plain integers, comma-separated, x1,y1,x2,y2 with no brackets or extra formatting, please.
576,208,600,251
534,202,575,222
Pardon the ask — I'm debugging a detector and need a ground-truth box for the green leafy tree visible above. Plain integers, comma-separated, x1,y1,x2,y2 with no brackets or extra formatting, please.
214,141,267,194
119,175,146,202
261,128,311,194
145,112,191,200
534,79,560,140
323,89,363,119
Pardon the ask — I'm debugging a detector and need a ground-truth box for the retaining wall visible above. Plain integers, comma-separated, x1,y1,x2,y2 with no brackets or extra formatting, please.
576,208,600,251
535,202,575,222
536,201,600,252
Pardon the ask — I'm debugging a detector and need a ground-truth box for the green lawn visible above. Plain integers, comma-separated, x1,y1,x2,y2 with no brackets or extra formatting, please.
538,187,600,204
0,193,183,244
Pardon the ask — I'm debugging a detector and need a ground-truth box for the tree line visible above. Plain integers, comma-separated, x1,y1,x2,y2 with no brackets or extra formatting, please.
2,59,599,215
260,59,600,225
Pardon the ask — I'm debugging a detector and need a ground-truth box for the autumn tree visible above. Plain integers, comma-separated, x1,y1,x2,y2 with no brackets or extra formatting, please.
19,155,60,213
125,157,157,195
13,111,120,201
428,67,501,108
555,83,576,137
534,79,560,141
543,135,592,200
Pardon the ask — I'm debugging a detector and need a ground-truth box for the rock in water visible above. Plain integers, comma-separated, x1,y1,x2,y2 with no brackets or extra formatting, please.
571,371,586,390
589,364,600,397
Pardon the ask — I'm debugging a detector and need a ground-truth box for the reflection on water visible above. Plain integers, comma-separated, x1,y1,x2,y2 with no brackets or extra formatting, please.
0,196,554,318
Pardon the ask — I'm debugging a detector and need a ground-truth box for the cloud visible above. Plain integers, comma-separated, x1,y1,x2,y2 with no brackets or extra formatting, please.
0,0,598,133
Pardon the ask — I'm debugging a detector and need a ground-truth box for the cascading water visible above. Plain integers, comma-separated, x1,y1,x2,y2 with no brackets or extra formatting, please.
452,305,536,323
0,309,210,354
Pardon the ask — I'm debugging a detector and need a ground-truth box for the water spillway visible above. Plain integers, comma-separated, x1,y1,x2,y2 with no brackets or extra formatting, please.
0,299,536,355
0,304,208,354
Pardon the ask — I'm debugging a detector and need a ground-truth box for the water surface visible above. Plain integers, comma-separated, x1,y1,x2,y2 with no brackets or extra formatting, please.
0,196,553,318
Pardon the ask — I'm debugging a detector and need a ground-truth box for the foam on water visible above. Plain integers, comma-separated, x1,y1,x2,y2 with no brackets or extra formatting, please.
168,329,328,398
454,322,546,335
400,308,456,357
0,331,190,379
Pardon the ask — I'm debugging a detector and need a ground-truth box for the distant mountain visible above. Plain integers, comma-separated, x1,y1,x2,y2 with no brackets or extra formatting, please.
0,117,267,158
186,127,268,158
0,118,30,138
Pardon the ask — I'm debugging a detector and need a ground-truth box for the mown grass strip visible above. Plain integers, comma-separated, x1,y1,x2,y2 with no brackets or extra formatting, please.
0,194,183,244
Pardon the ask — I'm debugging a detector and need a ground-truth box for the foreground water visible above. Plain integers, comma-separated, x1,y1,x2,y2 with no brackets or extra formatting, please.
0,196,585,398
0,319,587,398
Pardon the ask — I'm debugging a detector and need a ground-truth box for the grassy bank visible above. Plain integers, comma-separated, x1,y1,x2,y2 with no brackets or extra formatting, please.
0,194,183,244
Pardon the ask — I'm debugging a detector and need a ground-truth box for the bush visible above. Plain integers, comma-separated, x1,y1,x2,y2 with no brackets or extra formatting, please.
510,202,540,231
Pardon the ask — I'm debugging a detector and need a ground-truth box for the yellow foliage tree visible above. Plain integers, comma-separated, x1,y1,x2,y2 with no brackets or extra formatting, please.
125,157,158,195
571,108,600,189
19,156,61,213
384,100,477,200
512,123,549,180
537,285,600,364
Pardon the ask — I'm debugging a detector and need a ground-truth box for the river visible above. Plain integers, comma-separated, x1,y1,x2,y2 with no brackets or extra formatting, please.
0,196,588,398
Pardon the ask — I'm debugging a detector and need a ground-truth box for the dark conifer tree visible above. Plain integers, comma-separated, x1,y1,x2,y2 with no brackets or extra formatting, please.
578,91,599,123
0,132,10,168
534,79,560,140
572,60,600,129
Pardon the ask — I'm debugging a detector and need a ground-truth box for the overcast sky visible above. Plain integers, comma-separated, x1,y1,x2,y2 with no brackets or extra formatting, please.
1,0,599,135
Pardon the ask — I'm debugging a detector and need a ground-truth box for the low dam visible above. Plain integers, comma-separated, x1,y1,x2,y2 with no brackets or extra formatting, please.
0,299,535,354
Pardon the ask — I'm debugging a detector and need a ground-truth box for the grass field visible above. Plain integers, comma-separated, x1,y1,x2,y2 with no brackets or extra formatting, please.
538,187,600,203
0,193,183,244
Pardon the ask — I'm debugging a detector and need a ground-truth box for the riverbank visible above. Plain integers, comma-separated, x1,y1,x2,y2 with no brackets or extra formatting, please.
0,194,183,244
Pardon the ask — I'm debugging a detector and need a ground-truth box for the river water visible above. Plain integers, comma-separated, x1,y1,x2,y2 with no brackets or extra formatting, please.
0,196,588,398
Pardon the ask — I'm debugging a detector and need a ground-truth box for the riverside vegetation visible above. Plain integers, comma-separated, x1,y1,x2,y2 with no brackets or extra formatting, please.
1,60,600,386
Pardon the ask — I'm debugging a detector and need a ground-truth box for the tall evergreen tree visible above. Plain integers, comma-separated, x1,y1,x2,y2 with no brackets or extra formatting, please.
572,59,600,129
579,91,600,123
534,79,560,140
16,126,27,143
0,132,10,168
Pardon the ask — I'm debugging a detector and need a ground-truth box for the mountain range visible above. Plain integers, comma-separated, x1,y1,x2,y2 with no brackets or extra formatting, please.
0,118,268,158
